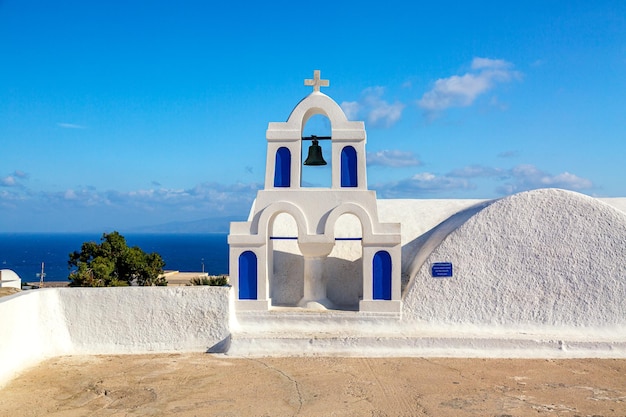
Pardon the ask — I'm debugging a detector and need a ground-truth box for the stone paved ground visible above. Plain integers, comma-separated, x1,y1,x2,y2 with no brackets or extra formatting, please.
1,354,625,416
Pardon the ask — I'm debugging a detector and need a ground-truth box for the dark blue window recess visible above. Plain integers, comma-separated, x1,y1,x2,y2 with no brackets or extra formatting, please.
341,146,357,187
274,147,291,187
373,251,392,300
238,251,258,300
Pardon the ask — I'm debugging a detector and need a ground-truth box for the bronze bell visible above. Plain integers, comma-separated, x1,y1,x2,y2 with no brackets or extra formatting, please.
304,139,327,166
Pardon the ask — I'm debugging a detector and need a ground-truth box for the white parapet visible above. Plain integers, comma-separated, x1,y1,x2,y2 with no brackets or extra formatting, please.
359,300,402,313
0,269,21,289
0,286,231,388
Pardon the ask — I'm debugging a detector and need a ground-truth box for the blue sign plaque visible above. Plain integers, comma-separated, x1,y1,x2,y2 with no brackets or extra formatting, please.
431,262,453,278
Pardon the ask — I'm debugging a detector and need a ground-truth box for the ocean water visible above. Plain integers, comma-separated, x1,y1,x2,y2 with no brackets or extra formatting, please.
0,233,229,283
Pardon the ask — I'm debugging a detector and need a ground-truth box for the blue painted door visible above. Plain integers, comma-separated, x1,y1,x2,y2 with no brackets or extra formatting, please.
274,147,291,187
238,251,258,299
341,146,357,187
373,251,392,300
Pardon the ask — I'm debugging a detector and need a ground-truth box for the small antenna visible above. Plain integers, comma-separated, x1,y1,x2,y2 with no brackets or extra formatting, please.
36,262,46,288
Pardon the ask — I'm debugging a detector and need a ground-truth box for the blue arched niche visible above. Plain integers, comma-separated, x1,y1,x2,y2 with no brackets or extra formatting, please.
274,147,291,187
238,251,258,299
341,146,357,187
372,251,392,300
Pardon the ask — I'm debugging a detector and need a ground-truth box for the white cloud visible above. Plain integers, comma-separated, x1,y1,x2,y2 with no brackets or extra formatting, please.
418,57,521,115
377,172,473,198
0,176,17,187
367,150,422,167
341,87,405,128
340,101,360,121
498,164,593,194
447,165,504,178
4,181,259,214
406,172,473,190
101,182,261,213
471,57,511,70
419,73,489,111
55,188,106,206
548,172,592,188
448,163,593,194
0,189,28,209
64,189,77,200
57,122,86,129
374,162,593,198
1,171,28,187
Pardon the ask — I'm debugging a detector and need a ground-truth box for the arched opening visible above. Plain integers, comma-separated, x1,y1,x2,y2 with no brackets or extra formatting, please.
327,213,363,309
341,146,358,187
274,147,291,187
301,114,331,188
238,251,257,300
373,251,392,300
270,212,303,306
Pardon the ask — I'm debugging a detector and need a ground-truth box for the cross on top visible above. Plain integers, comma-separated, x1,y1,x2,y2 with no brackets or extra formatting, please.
304,70,329,92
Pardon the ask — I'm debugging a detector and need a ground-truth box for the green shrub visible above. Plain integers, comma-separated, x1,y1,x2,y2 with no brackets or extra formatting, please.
188,275,229,286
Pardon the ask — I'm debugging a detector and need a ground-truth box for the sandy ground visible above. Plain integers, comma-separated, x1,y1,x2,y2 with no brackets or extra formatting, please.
0,288,20,297
1,354,625,416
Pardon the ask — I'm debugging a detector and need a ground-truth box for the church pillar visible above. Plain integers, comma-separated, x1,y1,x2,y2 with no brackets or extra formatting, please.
297,241,335,309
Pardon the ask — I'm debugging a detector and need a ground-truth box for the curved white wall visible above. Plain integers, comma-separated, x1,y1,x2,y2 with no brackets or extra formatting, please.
403,189,626,331
0,286,230,387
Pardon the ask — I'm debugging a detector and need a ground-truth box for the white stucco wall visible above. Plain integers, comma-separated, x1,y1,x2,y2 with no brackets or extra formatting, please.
0,269,22,289
230,190,626,358
255,192,626,311
270,212,365,307
402,189,626,332
0,286,230,387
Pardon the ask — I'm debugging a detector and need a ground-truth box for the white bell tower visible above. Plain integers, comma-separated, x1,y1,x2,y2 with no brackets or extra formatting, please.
229,71,402,313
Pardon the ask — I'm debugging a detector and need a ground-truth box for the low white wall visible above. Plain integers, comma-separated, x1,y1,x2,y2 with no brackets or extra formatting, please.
0,286,230,387
0,269,22,289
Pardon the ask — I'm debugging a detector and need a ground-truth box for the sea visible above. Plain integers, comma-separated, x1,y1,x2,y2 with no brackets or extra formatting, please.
0,233,229,283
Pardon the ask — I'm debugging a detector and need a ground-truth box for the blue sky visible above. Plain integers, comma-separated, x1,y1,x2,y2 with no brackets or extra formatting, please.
1,0,625,232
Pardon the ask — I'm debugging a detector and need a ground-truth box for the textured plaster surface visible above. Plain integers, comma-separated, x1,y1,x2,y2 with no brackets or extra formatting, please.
601,197,626,214
0,269,21,288
258,192,626,319
0,286,230,387
58,287,230,353
228,190,626,358
402,189,626,330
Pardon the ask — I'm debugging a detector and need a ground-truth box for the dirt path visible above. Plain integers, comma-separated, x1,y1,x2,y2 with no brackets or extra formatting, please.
1,354,625,416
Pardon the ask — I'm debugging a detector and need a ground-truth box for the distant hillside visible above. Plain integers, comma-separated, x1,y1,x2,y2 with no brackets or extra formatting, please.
127,216,240,233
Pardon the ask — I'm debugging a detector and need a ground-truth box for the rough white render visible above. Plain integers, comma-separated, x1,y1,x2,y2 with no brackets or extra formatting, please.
230,189,626,357
402,189,626,332
0,269,21,288
264,190,626,330
0,287,230,387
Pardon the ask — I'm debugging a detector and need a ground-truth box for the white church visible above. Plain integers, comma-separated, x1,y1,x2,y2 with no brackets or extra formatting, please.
225,71,626,354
